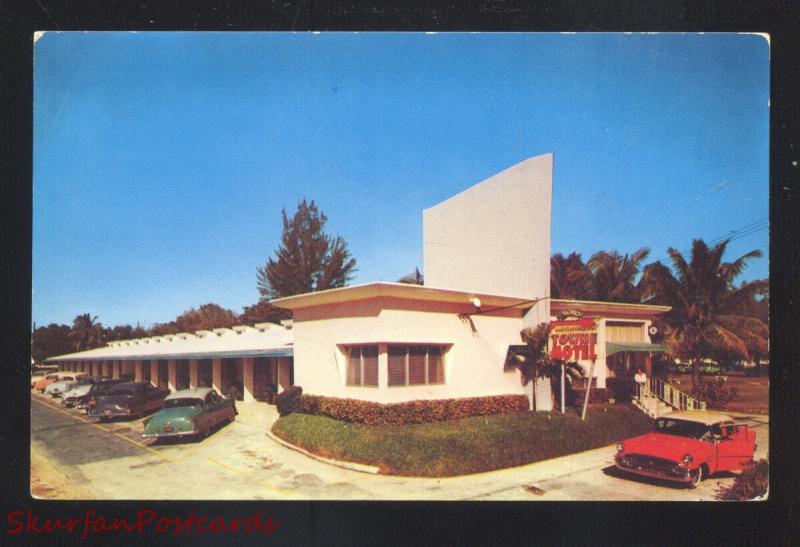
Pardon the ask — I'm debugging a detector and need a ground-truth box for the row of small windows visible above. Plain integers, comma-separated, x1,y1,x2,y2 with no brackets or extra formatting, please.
345,345,445,387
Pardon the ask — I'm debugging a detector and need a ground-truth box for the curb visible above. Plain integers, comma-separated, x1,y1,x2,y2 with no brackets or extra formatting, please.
266,429,380,475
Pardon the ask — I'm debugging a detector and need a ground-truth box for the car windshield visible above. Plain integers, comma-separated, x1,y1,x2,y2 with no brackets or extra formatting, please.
163,398,203,409
107,388,134,397
654,418,710,439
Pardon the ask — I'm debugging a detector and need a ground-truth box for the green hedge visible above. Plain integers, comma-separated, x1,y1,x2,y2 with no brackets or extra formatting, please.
300,393,530,426
275,385,303,416
571,387,608,404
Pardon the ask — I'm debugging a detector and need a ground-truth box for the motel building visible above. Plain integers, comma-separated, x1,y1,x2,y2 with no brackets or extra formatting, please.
46,153,673,412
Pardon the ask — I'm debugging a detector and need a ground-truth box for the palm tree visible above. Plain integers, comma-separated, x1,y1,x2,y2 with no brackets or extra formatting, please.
513,323,584,412
639,239,768,386
69,313,104,351
398,267,424,285
587,248,651,302
550,252,592,299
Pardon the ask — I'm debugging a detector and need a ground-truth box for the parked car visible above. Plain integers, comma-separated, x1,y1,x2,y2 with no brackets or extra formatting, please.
87,381,170,421
36,372,86,394
45,372,92,396
31,367,59,388
614,410,757,488
62,378,126,409
32,372,60,389
142,387,237,440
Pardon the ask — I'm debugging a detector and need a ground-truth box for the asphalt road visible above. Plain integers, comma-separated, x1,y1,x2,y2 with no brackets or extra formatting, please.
31,393,769,501
31,397,146,466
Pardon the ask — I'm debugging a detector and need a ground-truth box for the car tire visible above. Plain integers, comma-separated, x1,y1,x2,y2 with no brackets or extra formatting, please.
689,466,704,489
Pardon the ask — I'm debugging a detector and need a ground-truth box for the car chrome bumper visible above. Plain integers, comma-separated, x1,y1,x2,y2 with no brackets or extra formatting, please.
142,430,197,439
88,408,132,418
614,461,692,483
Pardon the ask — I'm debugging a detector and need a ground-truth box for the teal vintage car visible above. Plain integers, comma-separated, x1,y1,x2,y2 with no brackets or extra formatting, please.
142,387,236,440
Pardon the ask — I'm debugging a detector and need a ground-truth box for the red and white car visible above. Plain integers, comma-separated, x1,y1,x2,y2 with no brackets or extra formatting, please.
614,410,757,488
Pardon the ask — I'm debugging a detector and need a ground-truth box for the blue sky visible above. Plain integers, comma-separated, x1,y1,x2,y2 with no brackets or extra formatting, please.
33,32,769,328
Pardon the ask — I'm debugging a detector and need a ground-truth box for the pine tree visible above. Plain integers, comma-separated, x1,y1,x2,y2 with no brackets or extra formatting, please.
257,199,357,299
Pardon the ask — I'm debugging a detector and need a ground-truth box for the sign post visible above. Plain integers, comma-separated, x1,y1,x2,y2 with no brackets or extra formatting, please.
581,358,596,421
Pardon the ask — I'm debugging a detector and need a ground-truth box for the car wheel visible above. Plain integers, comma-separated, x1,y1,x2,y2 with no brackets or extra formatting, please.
689,466,704,489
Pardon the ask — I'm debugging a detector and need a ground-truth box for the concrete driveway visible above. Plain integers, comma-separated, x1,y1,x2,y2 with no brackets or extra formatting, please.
31,392,768,501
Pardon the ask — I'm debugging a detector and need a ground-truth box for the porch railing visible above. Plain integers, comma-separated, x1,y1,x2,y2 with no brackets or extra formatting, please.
647,376,707,411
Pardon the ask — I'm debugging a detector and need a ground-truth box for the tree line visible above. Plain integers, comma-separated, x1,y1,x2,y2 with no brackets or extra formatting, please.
550,241,768,383
33,199,768,387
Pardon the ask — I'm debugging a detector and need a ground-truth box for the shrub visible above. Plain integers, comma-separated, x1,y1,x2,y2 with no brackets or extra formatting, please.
299,394,529,426
716,459,769,500
275,385,303,416
691,377,737,409
606,378,634,403
570,387,608,405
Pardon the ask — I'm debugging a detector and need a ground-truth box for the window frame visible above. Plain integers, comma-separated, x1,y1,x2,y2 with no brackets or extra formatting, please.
344,344,379,387
387,344,446,387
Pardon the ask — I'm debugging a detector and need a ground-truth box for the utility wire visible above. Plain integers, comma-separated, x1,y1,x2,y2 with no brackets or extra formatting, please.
651,217,768,266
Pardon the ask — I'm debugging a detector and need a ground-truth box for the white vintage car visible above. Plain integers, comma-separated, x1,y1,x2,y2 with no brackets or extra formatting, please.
61,383,94,407
44,374,88,397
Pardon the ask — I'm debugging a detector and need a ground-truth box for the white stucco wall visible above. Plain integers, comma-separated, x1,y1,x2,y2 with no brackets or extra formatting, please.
423,153,553,325
291,297,528,403
290,297,663,404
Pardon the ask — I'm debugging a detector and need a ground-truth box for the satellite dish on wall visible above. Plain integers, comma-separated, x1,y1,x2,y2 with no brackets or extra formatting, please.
648,326,658,336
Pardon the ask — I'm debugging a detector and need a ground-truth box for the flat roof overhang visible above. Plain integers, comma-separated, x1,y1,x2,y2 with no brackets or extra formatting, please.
270,281,539,310
44,347,293,362
551,298,671,319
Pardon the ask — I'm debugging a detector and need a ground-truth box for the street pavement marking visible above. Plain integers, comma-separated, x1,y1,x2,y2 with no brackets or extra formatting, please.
204,456,299,498
31,396,176,463
173,431,217,463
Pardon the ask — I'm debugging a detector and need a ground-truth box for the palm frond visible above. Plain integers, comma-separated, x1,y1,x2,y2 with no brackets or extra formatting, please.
707,324,750,360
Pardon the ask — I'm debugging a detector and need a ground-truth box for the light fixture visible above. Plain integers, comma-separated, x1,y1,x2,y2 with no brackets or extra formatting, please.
470,297,482,310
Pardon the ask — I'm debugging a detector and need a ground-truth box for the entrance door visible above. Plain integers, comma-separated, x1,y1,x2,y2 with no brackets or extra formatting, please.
253,358,276,402
175,361,190,390
157,360,169,389
221,359,243,400
141,361,151,384
198,360,212,387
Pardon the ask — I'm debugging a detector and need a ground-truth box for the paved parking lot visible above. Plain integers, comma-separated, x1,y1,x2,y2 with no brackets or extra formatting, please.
31,391,768,501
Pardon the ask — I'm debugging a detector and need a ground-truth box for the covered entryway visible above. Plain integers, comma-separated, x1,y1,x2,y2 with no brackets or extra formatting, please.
175,361,190,390
141,360,152,384
253,357,277,402
157,360,169,388
197,359,213,387
221,358,244,400
604,321,670,378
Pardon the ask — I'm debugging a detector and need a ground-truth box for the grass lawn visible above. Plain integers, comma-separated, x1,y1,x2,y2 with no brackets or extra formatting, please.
271,404,653,477
668,374,769,415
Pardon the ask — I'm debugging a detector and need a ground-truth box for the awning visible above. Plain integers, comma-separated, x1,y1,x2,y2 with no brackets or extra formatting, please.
45,347,294,362
606,342,671,356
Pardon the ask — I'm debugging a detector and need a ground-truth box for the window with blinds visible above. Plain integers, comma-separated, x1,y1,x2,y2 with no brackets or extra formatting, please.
606,322,644,343
346,345,378,387
388,345,445,386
